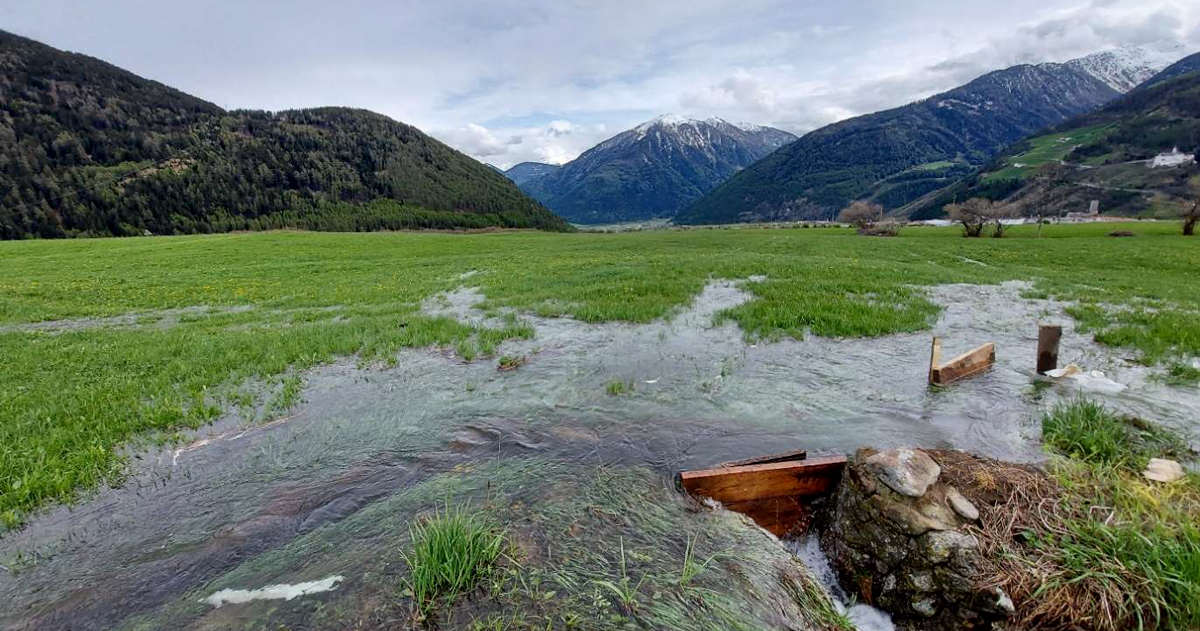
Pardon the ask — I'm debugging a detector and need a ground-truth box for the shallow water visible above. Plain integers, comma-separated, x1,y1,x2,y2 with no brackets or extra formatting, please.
2,279,1197,630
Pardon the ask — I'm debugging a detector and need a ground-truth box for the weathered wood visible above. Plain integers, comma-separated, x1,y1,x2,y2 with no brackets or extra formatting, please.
928,337,943,384
929,342,995,385
679,456,847,505
723,496,813,537
719,448,807,468
1037,325,1062,375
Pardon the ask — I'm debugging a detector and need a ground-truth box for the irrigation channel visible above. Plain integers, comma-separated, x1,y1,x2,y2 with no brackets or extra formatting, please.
2,280,1198,630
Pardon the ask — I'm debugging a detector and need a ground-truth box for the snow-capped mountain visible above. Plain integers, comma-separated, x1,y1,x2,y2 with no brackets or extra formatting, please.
1062,43,1187,93
519,115,796,224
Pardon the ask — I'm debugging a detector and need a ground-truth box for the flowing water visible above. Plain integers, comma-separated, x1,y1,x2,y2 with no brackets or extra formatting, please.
2,279,1198,630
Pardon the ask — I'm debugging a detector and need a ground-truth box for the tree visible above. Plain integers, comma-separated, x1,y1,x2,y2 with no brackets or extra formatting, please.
945,198,993,237
1030,164,1068,238
989,202,1019,238
1184,176,1200,236
838,200,883,230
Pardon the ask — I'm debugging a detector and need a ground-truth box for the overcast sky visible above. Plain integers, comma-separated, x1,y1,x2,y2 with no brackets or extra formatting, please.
3,0,1197,168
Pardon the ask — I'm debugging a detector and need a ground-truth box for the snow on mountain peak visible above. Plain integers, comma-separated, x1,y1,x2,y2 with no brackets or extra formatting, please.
1066,42,1188,93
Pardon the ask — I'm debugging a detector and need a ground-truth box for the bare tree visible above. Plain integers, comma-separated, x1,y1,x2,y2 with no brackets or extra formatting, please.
1184,176,1200,236
838,200,883,230
990,202,1020,238
1030,163,1068,238
945,198,994,237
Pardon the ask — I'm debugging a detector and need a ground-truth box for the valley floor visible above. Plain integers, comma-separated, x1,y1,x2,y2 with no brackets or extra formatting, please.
1,223,1198,630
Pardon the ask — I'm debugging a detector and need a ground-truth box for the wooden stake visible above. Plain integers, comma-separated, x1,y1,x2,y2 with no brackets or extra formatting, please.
928,337,943,385
1037,325,1062,375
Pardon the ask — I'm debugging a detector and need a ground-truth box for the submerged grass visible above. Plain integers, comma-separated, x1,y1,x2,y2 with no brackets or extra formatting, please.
403,502,507,621
978,399,1200,630
2,223,1199,526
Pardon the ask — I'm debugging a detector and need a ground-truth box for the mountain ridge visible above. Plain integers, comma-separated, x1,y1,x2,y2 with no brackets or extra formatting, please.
520,115,796,224
675,46,1182,225
0,29,569,238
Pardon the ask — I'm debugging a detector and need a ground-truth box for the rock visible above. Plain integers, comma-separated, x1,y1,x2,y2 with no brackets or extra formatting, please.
994,588,1015,615
823,448,1011,631
923,530,978,564
1144,458,1185,483
912,597,938,617
864,448,941,497
946,486,979,521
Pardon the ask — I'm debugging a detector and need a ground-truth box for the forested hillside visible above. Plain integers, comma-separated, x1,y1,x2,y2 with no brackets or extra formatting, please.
675,63,1123,224
0,30,569,238
900,69,1200,220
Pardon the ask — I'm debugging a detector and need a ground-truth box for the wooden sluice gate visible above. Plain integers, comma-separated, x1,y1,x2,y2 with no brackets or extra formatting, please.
681,326,1067,536
678,451,847,537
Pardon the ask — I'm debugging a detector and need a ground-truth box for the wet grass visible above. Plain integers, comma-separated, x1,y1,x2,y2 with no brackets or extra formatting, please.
2,222,1199,526
605,380,633,396
111,457,848,631
986,400,1200,630
402,502,507,622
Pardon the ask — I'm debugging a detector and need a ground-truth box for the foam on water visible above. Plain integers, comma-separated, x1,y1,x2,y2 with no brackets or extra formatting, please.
786,536,895,631
203,575,344,608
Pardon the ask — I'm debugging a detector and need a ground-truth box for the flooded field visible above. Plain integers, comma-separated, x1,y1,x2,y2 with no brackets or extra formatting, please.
4,268,1197,630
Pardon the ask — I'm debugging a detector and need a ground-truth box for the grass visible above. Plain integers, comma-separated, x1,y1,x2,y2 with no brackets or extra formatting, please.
2,223,1199,526
402,502,507,621
977,399,1200,630
605,380,633,396
1042,398,1192,468
984,123,1115,181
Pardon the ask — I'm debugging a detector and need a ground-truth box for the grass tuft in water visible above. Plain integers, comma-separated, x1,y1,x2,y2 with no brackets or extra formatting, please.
605,380,633,396
402,502,507,621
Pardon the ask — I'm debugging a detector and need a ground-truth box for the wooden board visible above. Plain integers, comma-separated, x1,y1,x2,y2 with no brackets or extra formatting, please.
723,496,812,537
1037,325,1062,375
930,342,995,385
718,448,807,468
679,456,847,505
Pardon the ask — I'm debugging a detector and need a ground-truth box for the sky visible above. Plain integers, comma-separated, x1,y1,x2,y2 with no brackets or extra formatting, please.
3,0,1198,168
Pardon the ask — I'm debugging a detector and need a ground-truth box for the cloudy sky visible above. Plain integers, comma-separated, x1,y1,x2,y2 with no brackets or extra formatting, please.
3,0,1197,168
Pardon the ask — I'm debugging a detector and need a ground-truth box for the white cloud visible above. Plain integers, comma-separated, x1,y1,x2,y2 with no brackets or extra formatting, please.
3,0,1197,167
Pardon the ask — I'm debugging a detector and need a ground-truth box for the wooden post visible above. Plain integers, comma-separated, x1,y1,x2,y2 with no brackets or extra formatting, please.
928,337,943,385
1037,325,1062,375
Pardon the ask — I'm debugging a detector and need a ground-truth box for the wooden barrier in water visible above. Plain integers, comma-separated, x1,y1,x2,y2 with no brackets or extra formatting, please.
678,455,847,536
928,337,995,385
1037,325,1062,375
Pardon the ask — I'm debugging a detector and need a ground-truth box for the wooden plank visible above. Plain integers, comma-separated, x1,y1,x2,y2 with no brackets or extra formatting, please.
679,456,847,505
1037,325,1062,375
723,496,812,537
930,342,995,385
719,448,807,468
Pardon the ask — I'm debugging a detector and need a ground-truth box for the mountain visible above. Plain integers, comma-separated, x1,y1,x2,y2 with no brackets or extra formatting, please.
0,30,569,239
900,68,1200,220
504,162,561,185
1136,51,1200,91
1065,43,1188,92
676,47,1181,225
519,115,796,224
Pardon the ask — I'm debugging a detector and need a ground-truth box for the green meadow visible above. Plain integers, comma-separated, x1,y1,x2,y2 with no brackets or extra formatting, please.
984,123,1115,181
1,222,1198,527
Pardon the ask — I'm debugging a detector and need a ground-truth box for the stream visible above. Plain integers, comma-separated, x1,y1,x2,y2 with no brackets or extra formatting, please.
2,279,1197,630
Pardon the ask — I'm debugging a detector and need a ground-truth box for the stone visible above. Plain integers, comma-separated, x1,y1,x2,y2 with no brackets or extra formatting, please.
912,597,938,617
946,486,979,521
910,571,934,592
994,588,1015,615
1144,458,1185,483
824,448,1012,631
870,493,956,536
863,448,941,497
922,530,978,564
